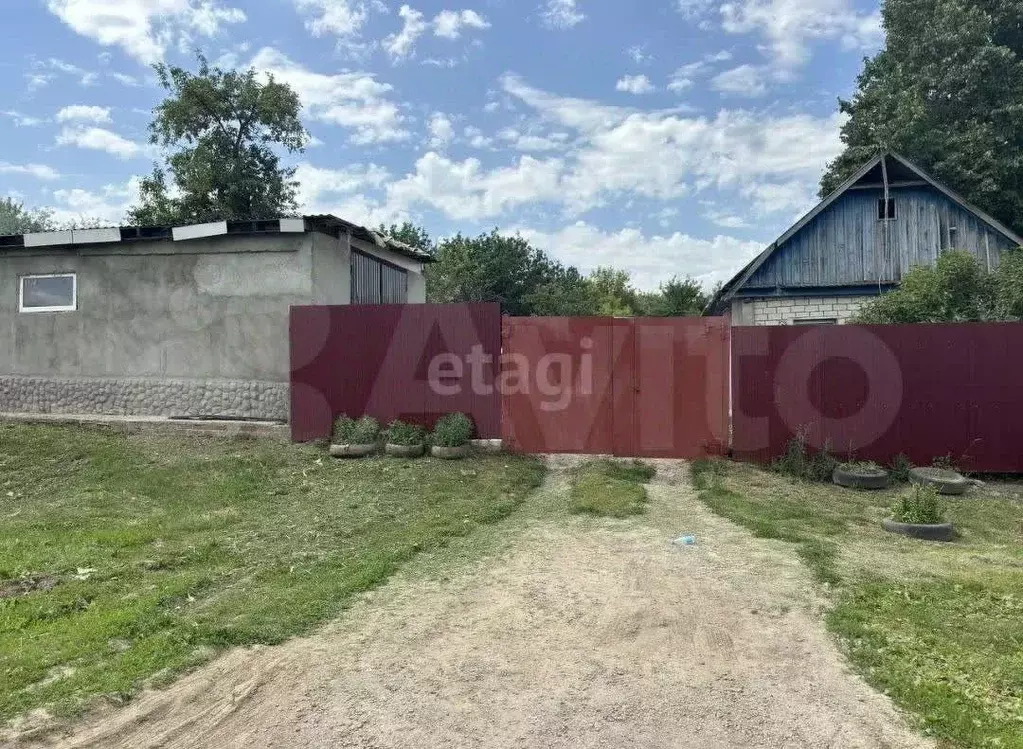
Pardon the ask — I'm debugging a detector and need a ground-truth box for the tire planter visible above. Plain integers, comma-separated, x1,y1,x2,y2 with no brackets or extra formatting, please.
329,443,377,458
833,464,891,490
431,444,471,460
882,518,955,542
909,466,970,496
385,443,425,458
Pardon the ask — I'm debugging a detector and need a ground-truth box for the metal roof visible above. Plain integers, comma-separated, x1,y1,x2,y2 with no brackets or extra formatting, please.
0,215,435,263
707,151,1023,314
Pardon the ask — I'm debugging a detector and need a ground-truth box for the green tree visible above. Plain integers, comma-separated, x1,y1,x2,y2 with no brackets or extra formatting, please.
378,222,435,256
525,266,599,316
426,229,592,315
128,53,307,226
588,266,639,316
819,0,1023,231
0,198,53,235
640,275,709,316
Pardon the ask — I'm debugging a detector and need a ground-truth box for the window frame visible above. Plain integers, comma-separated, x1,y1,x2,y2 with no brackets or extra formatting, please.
19,272,78,313
877,197,897,221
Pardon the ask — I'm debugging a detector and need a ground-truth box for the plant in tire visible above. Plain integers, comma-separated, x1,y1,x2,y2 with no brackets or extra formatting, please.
333,415,380,445
431,412,474,447
891,484,944,525
387,420,426,446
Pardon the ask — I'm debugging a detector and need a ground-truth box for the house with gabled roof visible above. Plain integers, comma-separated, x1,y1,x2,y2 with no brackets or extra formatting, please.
709,151,1023,325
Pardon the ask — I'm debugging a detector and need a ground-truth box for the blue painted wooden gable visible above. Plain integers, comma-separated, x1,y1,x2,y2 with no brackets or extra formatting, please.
743,184,1016,291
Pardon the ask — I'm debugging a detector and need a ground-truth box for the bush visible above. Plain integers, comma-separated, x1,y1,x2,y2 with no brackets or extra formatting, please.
891,484,945,524
774,433,838,482
333,415,380,445
889,454,913,483
431,412,474,447
386,420,426,446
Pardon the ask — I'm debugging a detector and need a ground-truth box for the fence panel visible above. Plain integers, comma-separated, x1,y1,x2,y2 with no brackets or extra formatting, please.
502,316,729,457
731,322,1023,472
290,303,501,442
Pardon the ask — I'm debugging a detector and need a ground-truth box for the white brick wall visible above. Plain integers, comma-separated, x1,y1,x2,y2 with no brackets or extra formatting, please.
730,296,869,326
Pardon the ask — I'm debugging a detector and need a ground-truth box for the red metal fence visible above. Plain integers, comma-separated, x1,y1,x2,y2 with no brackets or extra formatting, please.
731,322,1023,472
290,303,501,442
501,316,729,458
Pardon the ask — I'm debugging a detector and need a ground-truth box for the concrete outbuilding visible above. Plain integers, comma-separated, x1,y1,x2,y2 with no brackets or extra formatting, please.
0,215,432,421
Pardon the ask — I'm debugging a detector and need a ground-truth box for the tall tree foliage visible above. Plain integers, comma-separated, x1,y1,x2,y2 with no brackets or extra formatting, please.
128,54,307,226
820,0,1023,230
416,224,710,317
0,199,53,235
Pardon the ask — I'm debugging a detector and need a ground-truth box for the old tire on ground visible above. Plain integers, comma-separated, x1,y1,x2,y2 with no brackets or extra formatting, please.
909,466,970,495
882,518,955,542
833,465,891,490
431,444,471,460
385,443,425,458
329,443,377,458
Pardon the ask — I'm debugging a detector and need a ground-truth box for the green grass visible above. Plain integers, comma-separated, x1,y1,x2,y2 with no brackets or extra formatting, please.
568,459,654,518
0,423,545,722
690,458,1023,748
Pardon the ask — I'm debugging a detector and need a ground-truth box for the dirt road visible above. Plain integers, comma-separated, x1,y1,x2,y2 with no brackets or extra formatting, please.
24,460,930,748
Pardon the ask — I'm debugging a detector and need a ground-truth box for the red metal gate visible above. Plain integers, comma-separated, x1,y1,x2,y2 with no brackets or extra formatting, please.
501,316,729,457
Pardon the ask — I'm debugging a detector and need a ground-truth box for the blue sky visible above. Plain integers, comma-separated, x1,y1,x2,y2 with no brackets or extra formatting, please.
2,0,883,289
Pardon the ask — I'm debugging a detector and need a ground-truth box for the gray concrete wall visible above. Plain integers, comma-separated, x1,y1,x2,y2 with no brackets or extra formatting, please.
0,230,427,419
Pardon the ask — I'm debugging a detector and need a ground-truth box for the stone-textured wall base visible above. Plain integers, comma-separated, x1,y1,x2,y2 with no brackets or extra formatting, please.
0,376,288,421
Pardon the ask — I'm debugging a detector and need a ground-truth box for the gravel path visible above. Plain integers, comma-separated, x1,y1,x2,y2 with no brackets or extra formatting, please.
25,460,930,749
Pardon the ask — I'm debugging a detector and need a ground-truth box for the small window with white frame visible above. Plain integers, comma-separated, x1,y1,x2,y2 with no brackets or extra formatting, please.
19,273,77,313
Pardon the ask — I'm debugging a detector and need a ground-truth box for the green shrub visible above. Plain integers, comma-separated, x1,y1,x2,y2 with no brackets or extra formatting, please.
774,433,838,482
891,484,944,524
333,415,380,445
932,454,958,472
431,412,474,447
386,420,426,446
840,460,882,472
889,454,913,483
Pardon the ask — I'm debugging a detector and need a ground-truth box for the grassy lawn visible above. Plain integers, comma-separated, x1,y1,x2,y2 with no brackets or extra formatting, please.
0,423,545,724
568,459,656,518
692,459,1023,749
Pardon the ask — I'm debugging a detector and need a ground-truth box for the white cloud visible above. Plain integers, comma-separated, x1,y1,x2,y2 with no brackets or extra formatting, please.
427,113,455,149
385,6,490,60
667,51,733,93
294,0,376,37
386,152,565,221
497,128,570,152
615,74,655,95
721,0,882,69
0,163,61,181
498,73,843,215
56,105,112,123
48,176,142,225
109,72,141,87
711,64,768,97
295,162,391,213
55,126,145,159
384,5,428,60
433,9,489,39
513,222,764,291
1,111,45,127
541,0,585,29
249,47,408,144
464,126,493,149
627,45,652,64
46,0,247,63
